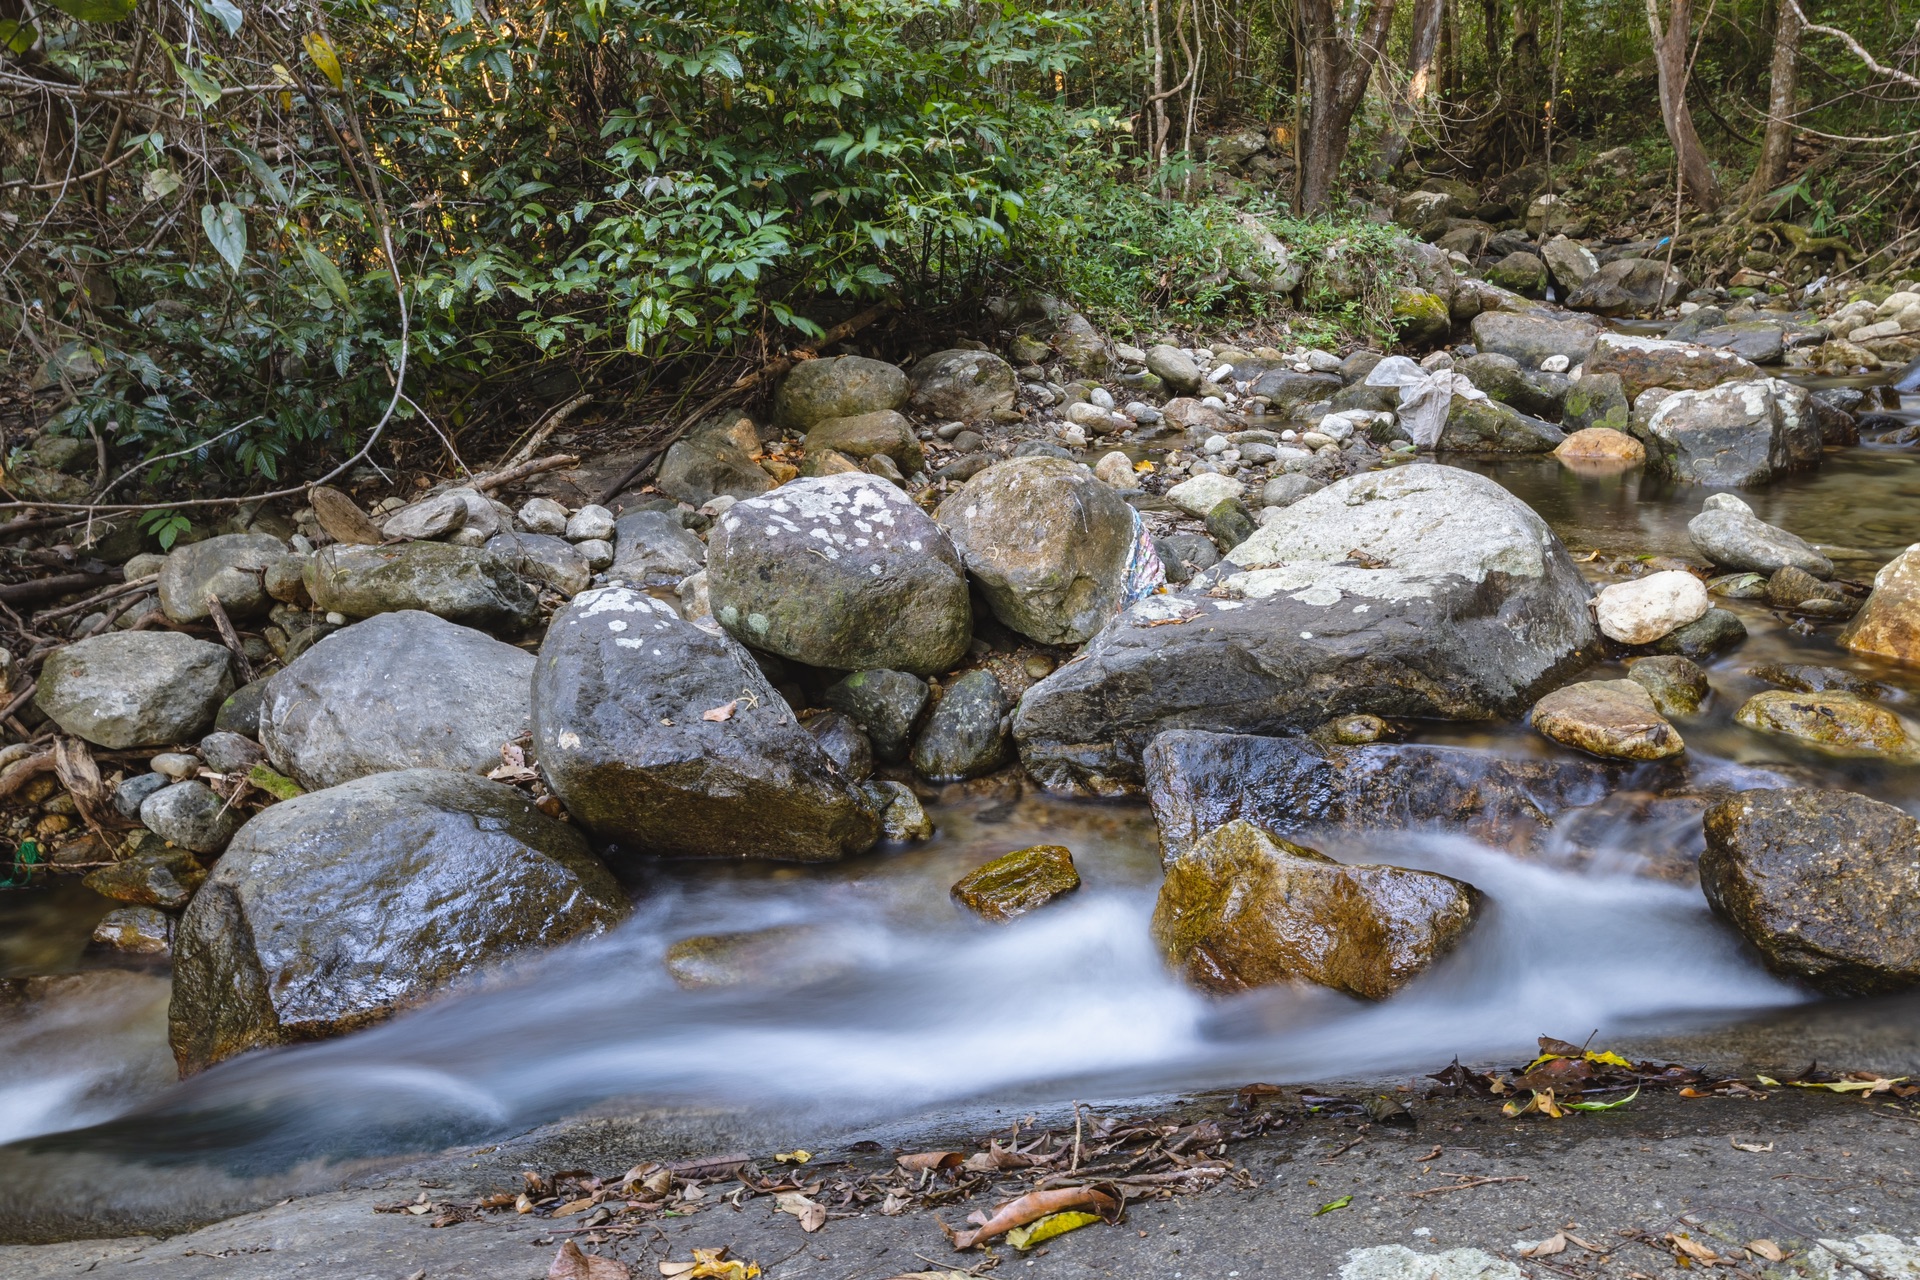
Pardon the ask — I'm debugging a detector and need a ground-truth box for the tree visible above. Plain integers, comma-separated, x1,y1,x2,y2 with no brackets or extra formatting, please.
1297,0,1401,211
1643,0,1721,210
1749,0,1802,198
1380,0,1448,173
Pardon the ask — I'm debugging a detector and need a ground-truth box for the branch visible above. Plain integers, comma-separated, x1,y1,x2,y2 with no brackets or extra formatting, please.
1784,0,1920,91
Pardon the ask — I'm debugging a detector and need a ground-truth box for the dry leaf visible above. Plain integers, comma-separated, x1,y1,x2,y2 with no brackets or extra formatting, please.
1666,1233,1721,1264
702,701,738,722
1748,1239,1786,1262
550,1240,630,1279
773,1150,811,1164
945,1186,1117,1251
1520,1234,1568,1257
1730,1138,1774,1153
897,1151,964,1172
658,1249,758,1280
774,1191,827,1233
555,1195,599,1216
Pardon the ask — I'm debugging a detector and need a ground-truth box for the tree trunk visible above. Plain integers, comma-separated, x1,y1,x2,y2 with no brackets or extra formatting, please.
1750,0,1800,198
1380,0,1446,171
1643,0,1721,210
1297,0,1401,212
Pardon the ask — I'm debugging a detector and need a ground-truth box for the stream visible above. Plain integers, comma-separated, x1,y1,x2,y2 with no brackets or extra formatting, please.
2,369,1918,1224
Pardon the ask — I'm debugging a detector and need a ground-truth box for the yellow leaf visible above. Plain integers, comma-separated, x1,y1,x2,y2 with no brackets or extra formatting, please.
1132,459,1155,473
1789,1076,1907,1096
302,31,343,89
1006,1210,1102,1250
1585,1050,1633,1068
773,1150,811,1164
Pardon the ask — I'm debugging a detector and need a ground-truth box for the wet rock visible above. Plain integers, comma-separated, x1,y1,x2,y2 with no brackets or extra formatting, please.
1747,662,1886,698
1709,572,1769,599
1531,679,1684,761
157,533,289,624
934,456,1140,646
305,542,539,631
774,355,909,429
1687,497,1832,576
804,411,924,474
139,780,244,854
657,417,778,507
951,844,1080,922
806,710,873,783
609,509,706,588
1647,607,1747,658
92,906,172,955
532,587,879,860
1145,730,1612,860
1560,372,1631,435
112,771,170,821
1701,789,1920,995
1767,565,1841,610
1592,570,1709,644
865,778,933,841
1554,427,1645,465
707,474,970,676
169,769,626,1073
1150,819,1481,998
198,731,265,775
1467,311,1601,367
1735,690,1920,759
1641,379,1820,487
1627,655,1711,716
1016,465,1597,792
663,925,855,991
1565,256,1687,316
1164,473,1245,517
37,631,234,749
381,492,468,541
908,349,1017,421
259,610,533,791
483,531,592,597
1840,544,1920,666
1440,396,1564,452
822,669,929,763
1322,713,1390,745
84,845,206,909
1584,333,1761,400
913,668,1013,782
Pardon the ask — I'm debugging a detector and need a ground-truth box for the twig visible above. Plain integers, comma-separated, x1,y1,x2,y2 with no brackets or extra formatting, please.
203,593,254,684
494,393,591,473
0,572,115,604
1408,1175,1530,1198
470,454,580,495
33,574,154,625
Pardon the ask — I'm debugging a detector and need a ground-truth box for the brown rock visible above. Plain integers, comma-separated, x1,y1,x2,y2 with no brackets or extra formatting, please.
1626,655,1711,716
1841,544,1920,665
1150,820,1481,998
83,846,206,910
1734,690,1920,758
1553,427,1645,464
803,410,924,474
307,486,385,546
951,844,1080,922
1531,679,1685,761
1766,565,1840,610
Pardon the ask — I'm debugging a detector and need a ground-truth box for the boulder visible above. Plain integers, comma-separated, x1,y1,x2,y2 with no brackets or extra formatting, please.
565,505,616,542
908,350,1017,421
1146,345,1203,394
305,542,539,630
1687,498,1832,577
803,410,924,474
1164,473,1245,517
1540,236,1598,290
1391,290,1453,348
259,611,533,791
608,509,706,587
516,497,569,535
1648,607,1747,658
1566,257,1686,316
1467,311,1601,367
140,780,245,854
1748,662,1885,698
1627,655,1711,716
168,769,626,1073
1701,789,1920,995
1015,465,1596,792
934,457,1140,645
483,531,592,597
1592,570,1709,644
657,417,778,507
707,474,971,676
1585,332,1762,400
1051,312,1113,375
1455,353,1565,418
1248,369,1343,416
1734,690,1920,759
37,631,234,749
1694,322,1786,366
1840,544,1920,666
912,668,1013,782
1150,819,1481,998
822,669,929,762
380,492,468,541
1560,372,1632,434
1640,379,1820,487
1531,679,1684,761
1145,730,1613,859
157,533,289,624
773,356,909,429
1440,396,1564,452
1486,251,1548,297
950,845,1080,922
1554,427,1645,465
531,586,879,860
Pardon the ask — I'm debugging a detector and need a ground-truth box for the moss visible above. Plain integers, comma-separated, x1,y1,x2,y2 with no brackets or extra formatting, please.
951,845,1080,921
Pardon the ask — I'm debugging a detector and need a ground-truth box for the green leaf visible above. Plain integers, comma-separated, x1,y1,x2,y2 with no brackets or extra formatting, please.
200,202,247,271
176,60,223,110
200,0,242,36
231,145,289,204
41,0,135,22
141,168,182,201
0,18,36,53
300,242,351,305
1565,1086,1640,1113
1314,1196,1352,1216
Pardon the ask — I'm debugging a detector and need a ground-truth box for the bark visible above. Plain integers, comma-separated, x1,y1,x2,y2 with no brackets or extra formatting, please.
1380,0,1446,171
1750,0,1801,198
1297,0,1401,212
1643,0,1722,210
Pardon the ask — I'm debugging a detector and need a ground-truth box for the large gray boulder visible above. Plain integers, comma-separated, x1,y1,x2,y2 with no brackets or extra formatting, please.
706,474,970,676
1640,378,1820,487
483,531,592,596
608,509,706,587
1566,256,1687,316
259,610,533,791
157,533,291,623
1440,396,1565,452
908,350,1017,421
1468,310,1601,367
532,586,880,860
305,542,538,630
774,356,909,429
934,456,1139,645
169,769,625,1073
1687,496,1832,576
1540,236,1598,290
1014,465,1597,792
37,631,234,749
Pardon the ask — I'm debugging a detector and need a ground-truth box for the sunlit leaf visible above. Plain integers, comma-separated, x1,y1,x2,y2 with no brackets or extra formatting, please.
41,0,135,22
1005,1211,1100,1250
303,31,343,89
300,243,351,305
1314,1196,1351,1215
200,202,247,271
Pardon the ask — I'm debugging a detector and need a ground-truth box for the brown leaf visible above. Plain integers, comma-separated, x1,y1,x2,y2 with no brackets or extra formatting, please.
1666,1233,1721,1264
549,1240,630,1280
945,1186,1117,1251
1520,1234,1568,1257
774,1191,826,1232
701,701,738,722
309,485,387,545
896,1151,964,1173
1748,1239,1786,1263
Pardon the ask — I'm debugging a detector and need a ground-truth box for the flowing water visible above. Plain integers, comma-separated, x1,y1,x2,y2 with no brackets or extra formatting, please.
2,372,1919,1226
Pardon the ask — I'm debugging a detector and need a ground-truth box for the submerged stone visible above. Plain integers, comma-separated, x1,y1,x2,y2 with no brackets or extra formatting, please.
951,845,1080,922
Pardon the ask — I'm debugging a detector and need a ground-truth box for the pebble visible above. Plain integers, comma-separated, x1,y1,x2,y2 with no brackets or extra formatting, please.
151,752,199,780
1089,387,1115,410
1201,396,1226,410
517,497,570,535
1125,401,1162,424
1203,435,1230,455
576,538,615,571
1541,353,1571,373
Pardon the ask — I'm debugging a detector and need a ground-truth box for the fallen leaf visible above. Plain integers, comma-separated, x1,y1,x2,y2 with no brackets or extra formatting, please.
1748,1239,1786,1262
554,1195,599,1216
1314,1196,1353,1216
1006,1210,1102,1250
702,701,738,722
550,1240,630,1279
946,1186,1117,1250
1790,1075,1908,1096
897,1151,964,1173
1731,1138,1774,1153
1566,1086,1640,1112
772,1150,811,1164
1520,1234,1568,1257
774,1191,826,1232
1666,1233,1720,1264
659,1248,759,1280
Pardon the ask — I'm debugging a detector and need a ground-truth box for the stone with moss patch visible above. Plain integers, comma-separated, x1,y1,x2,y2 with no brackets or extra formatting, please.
951,845,1080,922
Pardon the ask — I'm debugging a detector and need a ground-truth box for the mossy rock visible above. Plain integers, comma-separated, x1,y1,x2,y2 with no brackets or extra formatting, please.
1391,289,1452,349
951,844,1080,922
